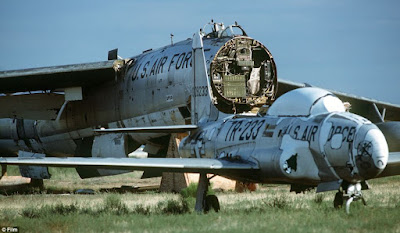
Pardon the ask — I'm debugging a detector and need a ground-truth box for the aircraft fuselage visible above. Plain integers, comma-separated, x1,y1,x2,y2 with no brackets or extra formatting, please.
0,31,277,158
180,89,388,186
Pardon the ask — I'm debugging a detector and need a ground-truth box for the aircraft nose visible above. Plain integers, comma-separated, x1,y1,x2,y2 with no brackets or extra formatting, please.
354,124,389,180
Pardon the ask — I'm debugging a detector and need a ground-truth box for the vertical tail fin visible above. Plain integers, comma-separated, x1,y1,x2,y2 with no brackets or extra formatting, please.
191,32,219,125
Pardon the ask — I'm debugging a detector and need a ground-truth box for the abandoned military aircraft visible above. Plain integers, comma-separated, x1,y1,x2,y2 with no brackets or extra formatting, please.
0,21,399,213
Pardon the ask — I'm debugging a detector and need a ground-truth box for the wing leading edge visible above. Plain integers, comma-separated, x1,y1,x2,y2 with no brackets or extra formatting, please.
0,60,133,120
0,60,128,93
93,125,198,134
0,157,259,175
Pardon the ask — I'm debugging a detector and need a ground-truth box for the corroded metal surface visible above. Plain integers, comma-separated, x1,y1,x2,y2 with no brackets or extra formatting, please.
0,60,122,93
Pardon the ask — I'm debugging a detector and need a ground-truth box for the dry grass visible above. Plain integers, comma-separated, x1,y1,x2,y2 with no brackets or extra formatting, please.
1,166,400,232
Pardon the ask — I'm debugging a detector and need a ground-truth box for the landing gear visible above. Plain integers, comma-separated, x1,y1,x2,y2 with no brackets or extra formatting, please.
194,173,220,213
30,179,44,190
334,191,344,209
1,164,7,179
334,182,366,214
205,195,220,212
344,183,366,214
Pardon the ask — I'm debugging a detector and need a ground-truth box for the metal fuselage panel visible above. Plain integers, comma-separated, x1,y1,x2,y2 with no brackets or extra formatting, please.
58,35,276,132
179,110,388,185
0,35,277,157
0,37,229,156
57,38,225,130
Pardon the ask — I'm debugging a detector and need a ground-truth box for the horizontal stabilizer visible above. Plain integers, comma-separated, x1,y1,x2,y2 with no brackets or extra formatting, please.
0,157,259,175
93,125,198,134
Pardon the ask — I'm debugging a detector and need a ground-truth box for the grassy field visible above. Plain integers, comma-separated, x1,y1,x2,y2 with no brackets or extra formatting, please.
1,166,400,233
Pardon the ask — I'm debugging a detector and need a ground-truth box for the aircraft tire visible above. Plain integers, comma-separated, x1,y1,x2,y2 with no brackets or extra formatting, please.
334,191,344,209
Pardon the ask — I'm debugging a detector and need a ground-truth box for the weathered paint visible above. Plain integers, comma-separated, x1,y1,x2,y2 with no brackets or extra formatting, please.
0,22,277,159
180,87,389,185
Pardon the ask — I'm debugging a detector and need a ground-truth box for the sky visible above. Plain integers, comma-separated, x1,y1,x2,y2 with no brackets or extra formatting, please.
1,0,399,104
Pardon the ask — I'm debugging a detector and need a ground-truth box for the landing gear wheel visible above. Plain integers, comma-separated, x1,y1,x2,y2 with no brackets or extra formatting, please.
195,173,220,213
30,179,44,190
334,191,344,209
205,195,220,212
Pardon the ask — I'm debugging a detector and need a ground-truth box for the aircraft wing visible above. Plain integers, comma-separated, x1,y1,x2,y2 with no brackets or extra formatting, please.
0,157,259,175
0,60,128,93
0,92,65,120
94,125,198,134
377,152,400,178
278,79,400,122
0,60,130,120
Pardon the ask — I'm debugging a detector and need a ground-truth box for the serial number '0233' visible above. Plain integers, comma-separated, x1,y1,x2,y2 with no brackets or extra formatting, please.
225,119,266,141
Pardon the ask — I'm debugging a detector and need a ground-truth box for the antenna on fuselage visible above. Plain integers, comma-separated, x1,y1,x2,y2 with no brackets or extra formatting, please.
170,33,174,45
108,48,123,60
108,49,118,60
